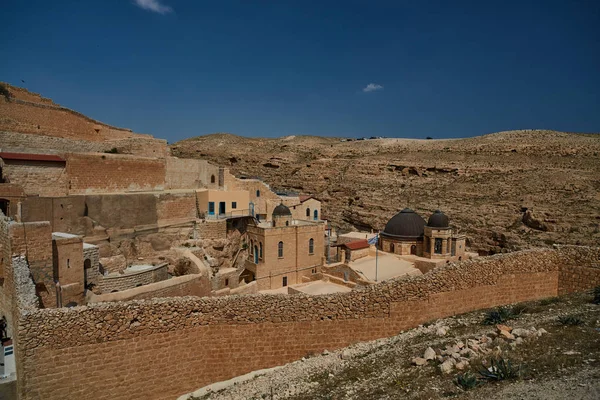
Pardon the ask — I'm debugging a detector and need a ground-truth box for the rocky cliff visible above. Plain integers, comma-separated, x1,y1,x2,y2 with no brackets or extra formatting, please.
172,130,600,254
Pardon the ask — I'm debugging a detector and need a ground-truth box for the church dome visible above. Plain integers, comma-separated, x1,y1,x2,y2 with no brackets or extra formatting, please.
382,208,426,238
427,210,449,228
272,203,292,217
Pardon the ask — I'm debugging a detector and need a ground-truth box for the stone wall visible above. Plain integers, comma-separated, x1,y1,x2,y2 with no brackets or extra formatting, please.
196,219,227,240
66,153,166,194
165,158,221,190
155,192,197,222
1,159,68,197
8,242,600,400
0,131,168,158
98,264,169,293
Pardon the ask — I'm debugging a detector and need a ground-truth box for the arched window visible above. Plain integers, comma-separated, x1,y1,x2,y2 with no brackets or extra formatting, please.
256,190,261,197
278,241,284,258
210,175,215,183
306,207,310,217
313,209,318,220
259,242,263,259
309,238,314,254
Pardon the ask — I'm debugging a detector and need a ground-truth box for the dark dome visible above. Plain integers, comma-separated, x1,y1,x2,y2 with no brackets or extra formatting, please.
272,203,292,217
382,208,426,239
427,210,449,228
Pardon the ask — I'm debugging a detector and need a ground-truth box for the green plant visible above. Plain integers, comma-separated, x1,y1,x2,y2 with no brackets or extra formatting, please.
558,315,584,326
104,147,119,154
478,357,526,381
592,286,600,305
482,307,513,325
454,371,482,391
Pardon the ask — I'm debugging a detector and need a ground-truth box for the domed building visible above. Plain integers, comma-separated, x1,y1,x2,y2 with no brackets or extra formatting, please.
379,208,466,261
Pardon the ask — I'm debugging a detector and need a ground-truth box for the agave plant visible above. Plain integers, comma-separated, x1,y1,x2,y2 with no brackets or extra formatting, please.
482,307,512,325
478,357,526,381
454,371,482,391
558,315,584,326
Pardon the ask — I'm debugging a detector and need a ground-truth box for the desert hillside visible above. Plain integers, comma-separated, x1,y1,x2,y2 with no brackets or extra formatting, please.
172,131,600,253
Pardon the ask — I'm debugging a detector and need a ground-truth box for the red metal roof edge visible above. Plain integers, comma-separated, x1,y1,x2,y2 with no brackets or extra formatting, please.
344,239,370,250
0,152,65,162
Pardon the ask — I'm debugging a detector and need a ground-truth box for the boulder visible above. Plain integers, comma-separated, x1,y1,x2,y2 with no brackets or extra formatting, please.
439,359,455,374
412,357,427,366
424,347,436,361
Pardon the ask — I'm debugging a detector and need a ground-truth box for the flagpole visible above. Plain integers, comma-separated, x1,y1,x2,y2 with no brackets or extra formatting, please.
375,231,379,282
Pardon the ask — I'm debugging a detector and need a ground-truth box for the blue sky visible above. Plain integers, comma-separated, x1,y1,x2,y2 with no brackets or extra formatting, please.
3,0,599,141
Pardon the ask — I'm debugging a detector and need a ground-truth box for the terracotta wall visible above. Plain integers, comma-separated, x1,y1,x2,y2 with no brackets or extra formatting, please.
10,246,600,400
1,160,68,197
66,153,166,194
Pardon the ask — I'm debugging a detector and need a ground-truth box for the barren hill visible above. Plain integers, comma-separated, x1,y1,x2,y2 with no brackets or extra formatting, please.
172,130,600,253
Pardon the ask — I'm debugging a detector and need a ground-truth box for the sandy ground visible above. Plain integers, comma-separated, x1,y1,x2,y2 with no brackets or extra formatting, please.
349,253,421,282
292,281,351,295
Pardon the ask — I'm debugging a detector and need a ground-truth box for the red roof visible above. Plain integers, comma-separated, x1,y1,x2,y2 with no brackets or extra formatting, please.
299,195,314,202
0,152,65,162
343,239,370,250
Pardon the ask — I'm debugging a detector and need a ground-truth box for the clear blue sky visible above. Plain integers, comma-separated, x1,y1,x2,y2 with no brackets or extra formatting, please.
3,0,599,141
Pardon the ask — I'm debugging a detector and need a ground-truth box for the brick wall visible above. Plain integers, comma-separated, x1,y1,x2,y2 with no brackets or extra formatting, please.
1,159,68,197
156,192,197,222
66,153,166,194
165,158,221,190
8,221,55,308
196,219,227,240
10,246,600,400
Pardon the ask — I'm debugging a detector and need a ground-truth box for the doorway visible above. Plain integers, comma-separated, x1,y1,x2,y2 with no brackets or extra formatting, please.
219,201,226,216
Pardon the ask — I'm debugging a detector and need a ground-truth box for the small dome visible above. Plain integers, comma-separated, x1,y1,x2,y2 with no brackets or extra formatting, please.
382,208,426,238
427,210,449,228
272,203,292,217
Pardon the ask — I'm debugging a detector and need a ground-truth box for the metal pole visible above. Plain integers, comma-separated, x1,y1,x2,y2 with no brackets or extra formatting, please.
327,225,331,264
375,231,379,282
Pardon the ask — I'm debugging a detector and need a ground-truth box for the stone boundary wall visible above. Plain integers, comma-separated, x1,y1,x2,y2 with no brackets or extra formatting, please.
11,246,600,400
0,131,168,158
98,264,168,293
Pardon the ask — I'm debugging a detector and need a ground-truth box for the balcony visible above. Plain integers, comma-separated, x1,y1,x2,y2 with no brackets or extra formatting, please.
204,209,251,220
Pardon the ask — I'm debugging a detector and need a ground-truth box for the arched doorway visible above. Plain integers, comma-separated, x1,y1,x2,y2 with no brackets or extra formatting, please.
410,245,417,255
253,245,259,263
390,243,395,253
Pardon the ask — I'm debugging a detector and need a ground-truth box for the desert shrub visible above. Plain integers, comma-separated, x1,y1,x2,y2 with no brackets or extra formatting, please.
510,303,529,316
479,357,526,381
557,315,584,326
482,307,513,325
104,147,119,154
0,83,11,101
592,286,600,305
454,371,482,391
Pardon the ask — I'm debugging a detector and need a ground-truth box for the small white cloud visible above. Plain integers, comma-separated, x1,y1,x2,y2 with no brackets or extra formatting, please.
363,83,384,93
133,0,173,14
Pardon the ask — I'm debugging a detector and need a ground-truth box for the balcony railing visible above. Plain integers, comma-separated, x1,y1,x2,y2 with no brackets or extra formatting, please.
204,209,251,220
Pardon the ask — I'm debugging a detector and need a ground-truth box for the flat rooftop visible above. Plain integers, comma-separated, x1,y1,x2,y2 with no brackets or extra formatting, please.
290,281,351,295
348,252,422,282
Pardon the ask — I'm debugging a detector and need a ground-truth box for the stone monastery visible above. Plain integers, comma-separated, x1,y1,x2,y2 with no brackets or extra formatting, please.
0,83,598,400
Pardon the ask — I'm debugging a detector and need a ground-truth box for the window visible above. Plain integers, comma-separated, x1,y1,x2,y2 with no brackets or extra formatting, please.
282,276,288,287
278,241,284,258
225,279,229,286
309,238,314,254
232,202,237,209
285,221,289,226
67,259,70,268
313,209,318,220
306,207,310,217
256,190,260,197
434,238,443,254
211,175,216,183
259,242,263,259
